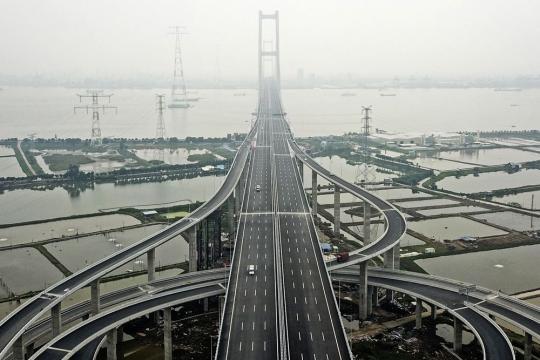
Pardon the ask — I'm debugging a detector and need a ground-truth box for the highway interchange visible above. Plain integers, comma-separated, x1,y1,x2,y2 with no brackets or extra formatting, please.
2,82,540,360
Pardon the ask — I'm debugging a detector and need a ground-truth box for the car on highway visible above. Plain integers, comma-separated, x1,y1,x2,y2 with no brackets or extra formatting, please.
255,185,261,192
248,265,255,275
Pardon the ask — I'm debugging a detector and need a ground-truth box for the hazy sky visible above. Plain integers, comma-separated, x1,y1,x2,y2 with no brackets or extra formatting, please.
1,0,539,81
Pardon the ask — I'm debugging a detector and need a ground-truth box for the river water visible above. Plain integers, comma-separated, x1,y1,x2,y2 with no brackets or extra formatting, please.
1,87,540,140
0,175,224,225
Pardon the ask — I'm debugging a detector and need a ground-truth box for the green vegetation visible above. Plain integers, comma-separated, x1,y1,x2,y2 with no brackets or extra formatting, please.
186,152,218,164
12,144,33,176
43,154,95,171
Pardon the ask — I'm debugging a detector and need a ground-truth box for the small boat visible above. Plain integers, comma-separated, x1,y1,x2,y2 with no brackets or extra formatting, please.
341,92,356,97
380,93,396,97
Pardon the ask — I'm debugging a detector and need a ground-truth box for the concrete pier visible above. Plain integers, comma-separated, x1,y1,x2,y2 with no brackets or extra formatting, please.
297,158,304,181
203,298,209,312
453,316,463,352
383,252,395,302
147,248,156,283
393,244,400,270
228,194,235,238
90,279,100,316
164,307,172,360
524,332,533,360
12,336,23,360
431,304,437,320
367,286,373,316
311,171,318,217
372,285,379,307
358,262,368,320
415,299,423,330
185,227,198,272
107,328,117,360
234,183,241,218
51,303,61,337
334,185,341,236
219,295,225,325
363,202,371,244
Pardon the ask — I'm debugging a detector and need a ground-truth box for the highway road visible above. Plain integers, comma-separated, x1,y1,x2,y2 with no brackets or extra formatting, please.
218,86,279,359
0,124,257,360
218,82,352,360
333,268,515,360
30,282,226,360
28,266,530,360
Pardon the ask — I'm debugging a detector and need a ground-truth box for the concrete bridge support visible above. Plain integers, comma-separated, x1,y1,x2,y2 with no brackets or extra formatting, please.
334,185,341,237
372,285,379,307
90,279,101,316
363,202,371,244
164,307,172,360
524,333,533,360
228,194,235,238
297,158,304,182
12,337,23,360
358,262,368,320
147,249,156,282
311,171,318,217
415,299,423,330
234,183,241,218
51,303,61,337
107,328,117,360
367,286,374,316
219,295,225,325
184,227,197,272
453,316,463,352
431,304,437,320
393,244,400,270
383,252,395,302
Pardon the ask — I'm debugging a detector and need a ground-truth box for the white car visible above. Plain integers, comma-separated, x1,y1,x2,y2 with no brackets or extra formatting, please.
248,265,255,275
255,185,261,192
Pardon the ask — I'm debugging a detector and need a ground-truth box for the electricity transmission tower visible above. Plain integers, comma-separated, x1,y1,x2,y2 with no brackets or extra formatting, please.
155,94,166,139
355,106,375,185
168,26,191,108
74,90,117,146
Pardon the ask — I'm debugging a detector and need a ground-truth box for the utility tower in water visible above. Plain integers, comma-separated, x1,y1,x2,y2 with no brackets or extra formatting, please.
168,26,194,108
74,90,117,146
155,94,166,139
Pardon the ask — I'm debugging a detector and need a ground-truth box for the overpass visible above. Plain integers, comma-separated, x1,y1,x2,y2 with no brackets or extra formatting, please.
27,267,528,360
1,10,539,360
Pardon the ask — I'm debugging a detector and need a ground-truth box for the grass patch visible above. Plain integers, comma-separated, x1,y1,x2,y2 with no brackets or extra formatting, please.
186,152,218,164
43,154,94,171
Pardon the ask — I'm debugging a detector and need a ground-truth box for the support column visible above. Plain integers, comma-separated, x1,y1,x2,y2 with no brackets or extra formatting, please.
367,286,373,316
203,298,209,312
431,304,437,320
383,252,394,302
185,227,197,272
453,317,463,352
164,307,172,360
117,326,124,360
393,244,400,270
358,262,368,320
363,202,371,244
107,328,118,360
297,158,303,182
524,333,533,360
415,299,423,330
227,194,235,237
372,286,379,307
334,185,340,237
219,295,225,325
90,279,100,316
311,171,318,217
12,336,24,360
25,342,35,358
51,303,61,337
234,183,241,218
147,249,156,282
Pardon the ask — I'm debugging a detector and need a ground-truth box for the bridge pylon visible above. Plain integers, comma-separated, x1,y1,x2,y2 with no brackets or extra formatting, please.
258,11,281,97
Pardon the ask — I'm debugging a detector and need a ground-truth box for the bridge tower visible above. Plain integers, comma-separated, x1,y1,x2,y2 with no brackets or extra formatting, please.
258,11,281,98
